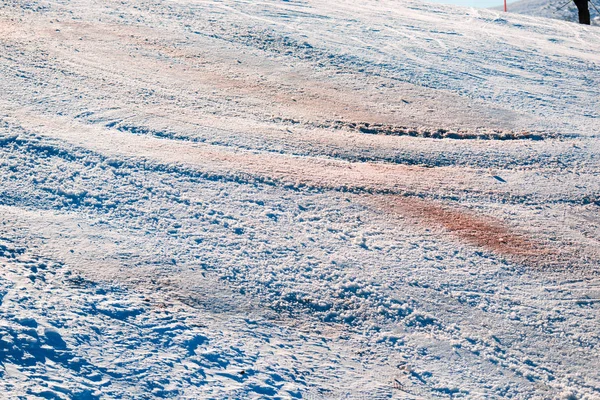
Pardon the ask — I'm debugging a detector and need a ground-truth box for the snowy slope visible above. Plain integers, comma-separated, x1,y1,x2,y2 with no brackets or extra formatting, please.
1,0,599,398
503,0,600,24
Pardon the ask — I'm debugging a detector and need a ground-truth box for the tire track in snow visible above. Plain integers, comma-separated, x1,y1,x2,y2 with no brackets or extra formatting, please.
1,104,481,197
2,105,582,268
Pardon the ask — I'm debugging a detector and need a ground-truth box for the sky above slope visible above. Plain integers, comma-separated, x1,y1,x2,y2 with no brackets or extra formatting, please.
426,0,503,7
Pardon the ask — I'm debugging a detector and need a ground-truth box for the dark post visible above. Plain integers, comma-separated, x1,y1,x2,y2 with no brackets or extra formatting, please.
574,0,591,24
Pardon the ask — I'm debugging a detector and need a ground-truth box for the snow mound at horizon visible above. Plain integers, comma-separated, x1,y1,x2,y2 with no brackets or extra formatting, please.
503,0,600,24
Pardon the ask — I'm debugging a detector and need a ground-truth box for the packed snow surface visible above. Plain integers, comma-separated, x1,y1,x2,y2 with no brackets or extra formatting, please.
0,0,599,398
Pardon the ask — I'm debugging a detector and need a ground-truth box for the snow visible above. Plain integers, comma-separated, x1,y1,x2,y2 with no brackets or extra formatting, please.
503,0,600,25
0,0,599,398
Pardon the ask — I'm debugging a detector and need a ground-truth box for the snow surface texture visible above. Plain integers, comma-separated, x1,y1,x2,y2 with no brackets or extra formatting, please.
503,0,600,25
0,0,599,398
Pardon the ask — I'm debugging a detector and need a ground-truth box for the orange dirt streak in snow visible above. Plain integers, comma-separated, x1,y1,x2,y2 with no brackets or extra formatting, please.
372,195,563,267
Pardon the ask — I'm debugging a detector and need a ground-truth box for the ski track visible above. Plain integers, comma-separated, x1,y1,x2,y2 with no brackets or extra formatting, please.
0,0,599,398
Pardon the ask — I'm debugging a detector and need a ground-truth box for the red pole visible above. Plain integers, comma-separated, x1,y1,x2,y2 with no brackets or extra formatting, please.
504,0,507,12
